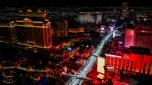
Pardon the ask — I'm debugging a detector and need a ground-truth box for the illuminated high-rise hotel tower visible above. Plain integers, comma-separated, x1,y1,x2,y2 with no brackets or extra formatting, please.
15,9,53,49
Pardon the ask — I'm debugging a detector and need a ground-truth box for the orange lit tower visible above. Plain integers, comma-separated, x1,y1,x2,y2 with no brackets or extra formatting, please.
15,9,52,49
0,21,15,43
54,20,68,38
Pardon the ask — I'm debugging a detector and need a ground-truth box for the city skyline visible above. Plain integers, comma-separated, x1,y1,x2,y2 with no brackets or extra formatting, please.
0,2,152,85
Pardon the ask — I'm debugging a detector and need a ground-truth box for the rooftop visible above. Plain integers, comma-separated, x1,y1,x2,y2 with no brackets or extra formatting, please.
128,46,151,55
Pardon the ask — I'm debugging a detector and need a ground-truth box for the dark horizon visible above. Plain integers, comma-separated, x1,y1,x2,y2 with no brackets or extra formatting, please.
0,0,152,7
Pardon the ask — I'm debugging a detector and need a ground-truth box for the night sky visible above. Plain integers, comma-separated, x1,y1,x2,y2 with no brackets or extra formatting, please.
0,0,152,7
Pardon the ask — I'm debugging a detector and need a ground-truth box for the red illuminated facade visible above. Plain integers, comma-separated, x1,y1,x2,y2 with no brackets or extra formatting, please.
125,28,152,53
105,53,152,75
